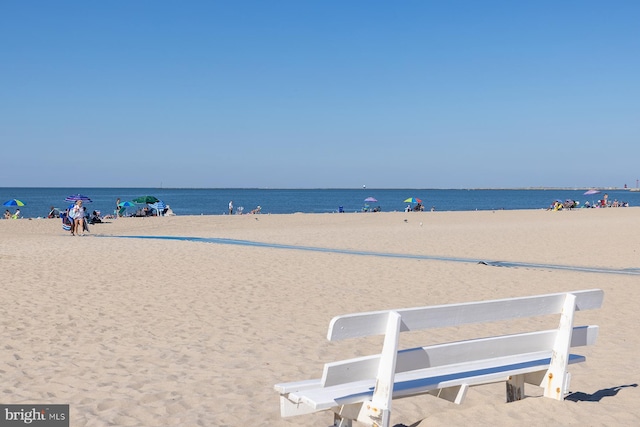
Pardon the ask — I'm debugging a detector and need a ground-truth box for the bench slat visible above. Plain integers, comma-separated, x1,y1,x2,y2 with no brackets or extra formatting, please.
275,378,321,394
322,325,597,386
293,352,586,411
274,325,598,393
328,289,603,341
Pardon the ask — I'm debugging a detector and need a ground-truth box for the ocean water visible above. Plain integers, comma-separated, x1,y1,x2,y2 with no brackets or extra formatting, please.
1,187,638,219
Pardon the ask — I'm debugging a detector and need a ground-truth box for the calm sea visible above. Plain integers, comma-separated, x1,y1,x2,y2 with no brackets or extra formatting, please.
1,188,639,218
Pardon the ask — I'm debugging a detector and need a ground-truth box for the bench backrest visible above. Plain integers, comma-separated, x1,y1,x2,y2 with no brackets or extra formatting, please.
321,289,603,387
328,289,603,340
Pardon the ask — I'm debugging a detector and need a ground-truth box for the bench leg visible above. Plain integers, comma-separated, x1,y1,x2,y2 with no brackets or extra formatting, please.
506,375,525,402
544,293,576,400
430,384,469,404
367,311,401,427
333,413,353,427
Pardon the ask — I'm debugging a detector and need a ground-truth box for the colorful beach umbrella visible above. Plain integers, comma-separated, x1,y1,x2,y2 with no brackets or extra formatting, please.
116,201,135,216
3,199,25,207
583,189,600,196
364,197,378,203
404,197,422,204
65,194,92,203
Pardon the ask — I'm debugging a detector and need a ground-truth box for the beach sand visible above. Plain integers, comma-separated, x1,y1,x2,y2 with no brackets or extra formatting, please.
1,208,639,426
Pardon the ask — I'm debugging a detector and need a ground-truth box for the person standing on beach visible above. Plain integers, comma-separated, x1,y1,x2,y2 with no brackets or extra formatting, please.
116,198,121,217
71,200,84,236
228,201,233,215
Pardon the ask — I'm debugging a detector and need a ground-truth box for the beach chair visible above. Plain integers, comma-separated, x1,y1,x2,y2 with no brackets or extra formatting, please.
89,211,102,224
61,213,72,232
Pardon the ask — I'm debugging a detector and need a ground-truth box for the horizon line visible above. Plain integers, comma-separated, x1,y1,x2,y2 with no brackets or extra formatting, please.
0,186,636,191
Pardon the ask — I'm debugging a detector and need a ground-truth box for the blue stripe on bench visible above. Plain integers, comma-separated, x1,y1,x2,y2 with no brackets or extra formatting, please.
333,354,585,404
393,354,585,393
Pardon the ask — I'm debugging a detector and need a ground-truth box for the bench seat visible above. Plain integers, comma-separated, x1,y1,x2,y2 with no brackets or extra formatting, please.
279,352,586,412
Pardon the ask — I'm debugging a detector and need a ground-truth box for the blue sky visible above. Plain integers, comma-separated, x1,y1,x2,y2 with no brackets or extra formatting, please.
1,1,639,188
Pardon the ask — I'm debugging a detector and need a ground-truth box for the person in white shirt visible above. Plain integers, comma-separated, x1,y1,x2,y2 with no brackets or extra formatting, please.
71,200,85,236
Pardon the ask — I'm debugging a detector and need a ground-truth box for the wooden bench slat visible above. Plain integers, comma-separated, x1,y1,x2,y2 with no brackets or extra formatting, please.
322,325,598,386
328,289,603,341
274,378,321,394
290,352,586,411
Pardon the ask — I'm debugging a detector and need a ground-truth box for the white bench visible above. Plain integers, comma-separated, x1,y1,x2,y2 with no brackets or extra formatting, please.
274,289,603,427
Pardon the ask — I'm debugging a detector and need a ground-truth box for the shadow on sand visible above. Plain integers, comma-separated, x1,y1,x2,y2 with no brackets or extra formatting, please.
393,422,422,427
393,385,638,427
565,383,638,402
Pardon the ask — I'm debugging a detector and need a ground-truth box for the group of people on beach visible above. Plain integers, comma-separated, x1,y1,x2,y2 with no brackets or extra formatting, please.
228,200,262,215
113,198,174,218
405,203,424,212
548,193,630,211
3,209,20,219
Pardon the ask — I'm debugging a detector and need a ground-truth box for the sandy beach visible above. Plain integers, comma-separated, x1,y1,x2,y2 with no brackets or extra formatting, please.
1,208,639,426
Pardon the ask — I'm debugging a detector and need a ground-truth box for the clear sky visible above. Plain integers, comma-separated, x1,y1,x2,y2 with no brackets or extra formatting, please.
1,1,639,189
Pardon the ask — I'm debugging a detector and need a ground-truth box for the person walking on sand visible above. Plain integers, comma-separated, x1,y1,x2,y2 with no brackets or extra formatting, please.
228,201,233,215
71,200,85,236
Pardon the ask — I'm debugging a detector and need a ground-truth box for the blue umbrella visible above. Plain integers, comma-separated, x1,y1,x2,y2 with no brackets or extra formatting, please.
3,199,25,207
116,201,135,216
65,194,92,203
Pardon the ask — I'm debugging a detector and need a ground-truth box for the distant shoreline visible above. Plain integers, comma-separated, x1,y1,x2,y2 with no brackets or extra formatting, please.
1,186,639,191
4,188,638,219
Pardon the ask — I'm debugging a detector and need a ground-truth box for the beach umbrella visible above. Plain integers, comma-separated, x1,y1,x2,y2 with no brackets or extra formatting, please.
404,197,422,204
65,194,92,203
117,200,135,216
3,199,25,207
132,195,159,204
364,197,378,203
583,189,600,195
